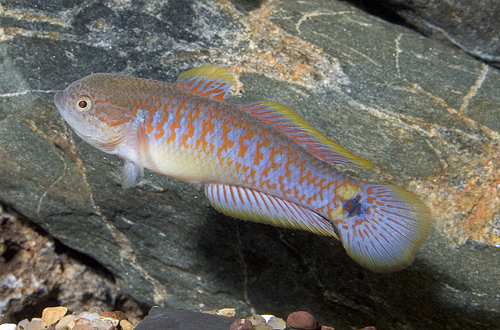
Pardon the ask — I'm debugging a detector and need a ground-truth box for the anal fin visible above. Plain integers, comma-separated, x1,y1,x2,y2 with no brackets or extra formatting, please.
205,184,338,237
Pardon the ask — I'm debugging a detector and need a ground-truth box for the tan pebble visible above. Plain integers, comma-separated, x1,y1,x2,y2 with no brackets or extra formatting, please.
246,314,266,326
267,316,286,330
320,326,335,330
0,323,17,330
25,320,44,330
229,319,252,330
71,325,94,330
119,319,134,330
42,307,68,325
55,315,77,330
287,311,318,330
18,319,29,329
253,325,273,330
91,319,114,330
201,311,218,315
217,308,236,318
99,313,117,320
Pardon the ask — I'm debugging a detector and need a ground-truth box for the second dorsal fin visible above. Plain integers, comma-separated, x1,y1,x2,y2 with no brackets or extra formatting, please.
175,65,236,102
240,101,373,168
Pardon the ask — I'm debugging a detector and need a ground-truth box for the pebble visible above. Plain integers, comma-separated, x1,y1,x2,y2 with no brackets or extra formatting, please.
217,308,236,317
90,319,114,330
55,315,77,330
253,325,273,330
71,324,94,330
319,326,335,330
286,311,318,330
0,324,17,330
230,318,252,330
18,319,29,330
24,320,43,330
99,316,119,327
246,314,267,326
41,307,68,325
266,316,287,330
75,312,100,322
99,312,117,320
119,319,135,330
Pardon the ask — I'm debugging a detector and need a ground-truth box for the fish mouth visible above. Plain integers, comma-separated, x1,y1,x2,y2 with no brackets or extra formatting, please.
54,90,64,114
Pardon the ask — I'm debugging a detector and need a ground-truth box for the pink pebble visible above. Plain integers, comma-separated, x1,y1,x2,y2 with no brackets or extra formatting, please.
287,311,318,330
230,318,252,330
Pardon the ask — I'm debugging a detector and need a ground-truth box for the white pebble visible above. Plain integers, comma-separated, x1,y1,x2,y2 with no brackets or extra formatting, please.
75,313,99,322
266,316,286,330
90,319,114,330
0,323,17,330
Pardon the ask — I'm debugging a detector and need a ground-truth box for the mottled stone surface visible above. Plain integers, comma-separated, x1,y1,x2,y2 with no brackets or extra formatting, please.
353,0,500,65
1,0,500,329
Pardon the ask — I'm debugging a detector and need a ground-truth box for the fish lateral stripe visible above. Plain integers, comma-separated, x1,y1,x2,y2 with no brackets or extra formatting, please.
205,184,339,238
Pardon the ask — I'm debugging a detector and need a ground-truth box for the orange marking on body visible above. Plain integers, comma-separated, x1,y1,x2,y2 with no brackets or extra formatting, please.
237,122,254,159
306,194,318,204
260,179,277,191
216,115,235,159
180,105,198,149
244,169,257,185
278,175,292,196
253,135,270,166
165,104,184,144
195,107,217,153
293,187,306,202
154,97,174,140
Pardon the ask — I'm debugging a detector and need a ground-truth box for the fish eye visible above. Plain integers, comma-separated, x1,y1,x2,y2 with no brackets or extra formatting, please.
76,96,92,111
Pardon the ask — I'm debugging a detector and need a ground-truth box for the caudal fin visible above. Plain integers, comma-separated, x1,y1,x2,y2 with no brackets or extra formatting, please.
334,183,432,271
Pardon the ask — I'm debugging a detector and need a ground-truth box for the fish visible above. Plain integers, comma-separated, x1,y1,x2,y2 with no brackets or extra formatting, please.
54,65,432,271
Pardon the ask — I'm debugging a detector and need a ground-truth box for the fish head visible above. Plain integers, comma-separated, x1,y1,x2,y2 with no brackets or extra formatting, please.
54,73,136,154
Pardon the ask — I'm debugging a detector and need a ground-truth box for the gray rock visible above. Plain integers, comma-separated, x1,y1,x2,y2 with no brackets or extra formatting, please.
1,0,499,329
134,307,235,330
356,0,500,65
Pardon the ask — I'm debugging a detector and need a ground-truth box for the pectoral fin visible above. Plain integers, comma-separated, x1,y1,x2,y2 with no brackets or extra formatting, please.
205,183,338,237
122,160,141,189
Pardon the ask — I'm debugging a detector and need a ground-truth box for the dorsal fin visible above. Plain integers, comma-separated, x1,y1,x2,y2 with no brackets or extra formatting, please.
240,101,373,168
175,65,236,102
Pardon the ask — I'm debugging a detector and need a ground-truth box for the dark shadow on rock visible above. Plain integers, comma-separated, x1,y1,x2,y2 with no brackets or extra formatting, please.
229,0,264,13
196,209,500,330
340,0,411,28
